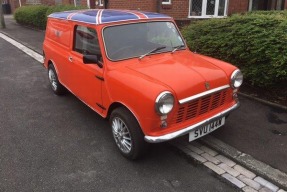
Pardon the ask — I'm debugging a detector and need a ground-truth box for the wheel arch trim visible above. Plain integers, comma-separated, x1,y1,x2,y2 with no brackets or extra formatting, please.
107,101,144,134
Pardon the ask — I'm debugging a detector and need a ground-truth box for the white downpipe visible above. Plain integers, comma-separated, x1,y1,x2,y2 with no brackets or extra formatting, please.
87,0,90,8
248,0,253,11
19,0,22,7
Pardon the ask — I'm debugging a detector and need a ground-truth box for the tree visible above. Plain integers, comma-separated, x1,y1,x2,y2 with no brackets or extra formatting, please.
0,0,6,29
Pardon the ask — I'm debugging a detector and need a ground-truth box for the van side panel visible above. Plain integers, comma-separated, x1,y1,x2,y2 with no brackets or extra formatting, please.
44,18,72,86
46,19,71,48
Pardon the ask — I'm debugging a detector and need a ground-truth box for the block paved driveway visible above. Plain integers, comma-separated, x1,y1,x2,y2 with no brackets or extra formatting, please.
0,37,239,191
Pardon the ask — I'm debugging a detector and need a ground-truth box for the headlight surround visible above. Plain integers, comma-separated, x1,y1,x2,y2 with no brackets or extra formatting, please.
231,69,243,89
155,91,174,115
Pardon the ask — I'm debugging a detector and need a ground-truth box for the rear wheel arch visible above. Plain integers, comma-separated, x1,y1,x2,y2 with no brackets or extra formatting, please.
47,62,66,95
48,60,58,73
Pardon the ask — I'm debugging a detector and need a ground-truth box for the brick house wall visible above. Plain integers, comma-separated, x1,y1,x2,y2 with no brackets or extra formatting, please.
9,0,20,12
7,0,287,19
160,0,189,20
107,0,157,12
228,0,249,15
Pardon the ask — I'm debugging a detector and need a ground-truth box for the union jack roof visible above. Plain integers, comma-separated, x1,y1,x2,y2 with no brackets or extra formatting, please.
49,9,171,25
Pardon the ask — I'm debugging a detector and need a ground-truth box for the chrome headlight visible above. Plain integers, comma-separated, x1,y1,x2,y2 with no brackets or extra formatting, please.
231,69,243,89
155,91,174,115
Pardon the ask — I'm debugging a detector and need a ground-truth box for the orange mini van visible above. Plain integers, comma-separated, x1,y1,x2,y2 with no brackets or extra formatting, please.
43,9,243,160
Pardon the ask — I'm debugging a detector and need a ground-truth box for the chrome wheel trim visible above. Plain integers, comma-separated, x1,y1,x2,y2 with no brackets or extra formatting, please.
48,69,57,91
112,117,132,154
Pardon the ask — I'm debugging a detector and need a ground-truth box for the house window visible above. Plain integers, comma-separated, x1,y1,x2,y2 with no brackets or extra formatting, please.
162,0,171,4
74,0,81,6
26,0,41,4
189,0,228,18
55,0,62,5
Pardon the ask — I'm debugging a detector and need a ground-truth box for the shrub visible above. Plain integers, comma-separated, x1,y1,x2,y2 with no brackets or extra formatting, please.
14,5,87,30
45,5,87,23
182,11,287,87
14,5,49,29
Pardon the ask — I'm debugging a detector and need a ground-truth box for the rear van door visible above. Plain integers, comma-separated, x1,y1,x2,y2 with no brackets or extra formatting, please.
45,19,71,86
66,24,104,113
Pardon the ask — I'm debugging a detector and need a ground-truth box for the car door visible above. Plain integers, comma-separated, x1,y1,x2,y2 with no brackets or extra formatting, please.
67,25,104,113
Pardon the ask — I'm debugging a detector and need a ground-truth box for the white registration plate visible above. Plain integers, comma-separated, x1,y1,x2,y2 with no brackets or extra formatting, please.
189,117,225,142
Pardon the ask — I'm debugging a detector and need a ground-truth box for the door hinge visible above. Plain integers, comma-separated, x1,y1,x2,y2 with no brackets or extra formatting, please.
96,103,106,110
96,75,104,81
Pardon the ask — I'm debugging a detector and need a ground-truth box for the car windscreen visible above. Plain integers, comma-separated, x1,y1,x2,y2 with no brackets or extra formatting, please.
103,21,185,61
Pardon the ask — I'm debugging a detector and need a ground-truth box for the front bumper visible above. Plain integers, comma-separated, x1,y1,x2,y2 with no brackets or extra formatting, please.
144,102,240,143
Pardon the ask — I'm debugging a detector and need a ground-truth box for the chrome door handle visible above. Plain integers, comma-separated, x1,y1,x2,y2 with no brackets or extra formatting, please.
68,56,73,62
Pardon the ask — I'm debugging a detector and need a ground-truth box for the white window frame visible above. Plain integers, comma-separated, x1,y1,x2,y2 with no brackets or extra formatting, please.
162,0,171,5
99,0,104,6
188,0,228,18
87,0,90,8
74,0,80,7
26,0,41,4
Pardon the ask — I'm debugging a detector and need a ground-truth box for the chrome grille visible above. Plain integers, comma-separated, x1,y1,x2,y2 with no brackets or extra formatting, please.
173,90,228,124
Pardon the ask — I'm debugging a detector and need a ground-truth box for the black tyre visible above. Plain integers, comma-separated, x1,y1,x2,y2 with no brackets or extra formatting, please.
110,107,149,160
48,64,66,95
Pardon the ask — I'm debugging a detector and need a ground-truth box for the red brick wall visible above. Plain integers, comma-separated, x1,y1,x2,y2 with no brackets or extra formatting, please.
160,0,189,20
108,0,157,12
86,0,257,19
228,0,249,15
41,0,55,6
9,0,20,12
9,0,287,17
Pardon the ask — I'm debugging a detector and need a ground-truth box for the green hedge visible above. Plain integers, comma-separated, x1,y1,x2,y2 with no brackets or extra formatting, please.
14,5,49,29
45,5,87,22
14,5,87,30
182,11,287,87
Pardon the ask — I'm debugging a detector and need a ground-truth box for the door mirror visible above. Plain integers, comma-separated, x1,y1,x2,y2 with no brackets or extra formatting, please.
83,55,103,68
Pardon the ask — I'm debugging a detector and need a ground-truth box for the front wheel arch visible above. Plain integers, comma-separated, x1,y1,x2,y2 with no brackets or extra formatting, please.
107,102,142,128
109,106,149,160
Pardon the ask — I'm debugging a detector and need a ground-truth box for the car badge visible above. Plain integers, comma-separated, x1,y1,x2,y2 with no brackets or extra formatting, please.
54,30,62,37
205,82,210,90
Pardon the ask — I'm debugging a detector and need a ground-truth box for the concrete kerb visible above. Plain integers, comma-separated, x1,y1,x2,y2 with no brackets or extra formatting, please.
200,135,287,190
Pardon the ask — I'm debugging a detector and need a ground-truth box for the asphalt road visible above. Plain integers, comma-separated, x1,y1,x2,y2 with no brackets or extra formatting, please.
211,96,287,173
0,37,239,191
0,15,44,53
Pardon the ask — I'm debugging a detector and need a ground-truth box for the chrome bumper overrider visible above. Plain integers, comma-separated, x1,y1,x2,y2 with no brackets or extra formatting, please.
144,102,240,143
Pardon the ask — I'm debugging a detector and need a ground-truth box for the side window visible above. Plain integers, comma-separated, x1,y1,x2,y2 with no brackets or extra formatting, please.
74,25,101,56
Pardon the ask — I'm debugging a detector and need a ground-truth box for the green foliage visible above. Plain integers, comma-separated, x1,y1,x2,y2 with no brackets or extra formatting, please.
14,5,87,30
182,11,287,87
45,5,87,21
14,5,49,29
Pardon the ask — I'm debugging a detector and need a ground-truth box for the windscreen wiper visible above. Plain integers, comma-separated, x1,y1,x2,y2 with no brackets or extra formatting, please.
139,46,166,60
171,44,185,53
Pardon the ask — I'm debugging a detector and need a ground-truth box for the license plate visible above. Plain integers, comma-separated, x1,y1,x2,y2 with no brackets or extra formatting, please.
189,117,225,142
